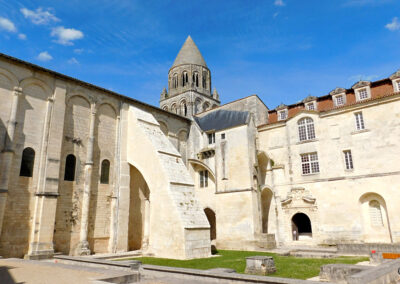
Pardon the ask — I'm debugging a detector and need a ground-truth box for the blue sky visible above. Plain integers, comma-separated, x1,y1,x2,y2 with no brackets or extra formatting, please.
0,0,399,109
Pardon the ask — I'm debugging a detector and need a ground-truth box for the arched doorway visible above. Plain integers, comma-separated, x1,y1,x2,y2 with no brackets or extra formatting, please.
291,213,312,241
204,208,216,241
128,165,150,251
261,188,273,233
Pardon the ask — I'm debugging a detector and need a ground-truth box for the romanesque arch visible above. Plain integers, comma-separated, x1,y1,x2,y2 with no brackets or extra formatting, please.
128,165,150,251
261,188,273,233
291,212,312,240
204,208,216,241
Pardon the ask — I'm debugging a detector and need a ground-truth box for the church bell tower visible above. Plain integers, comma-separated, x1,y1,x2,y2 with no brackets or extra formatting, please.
160,36,220,119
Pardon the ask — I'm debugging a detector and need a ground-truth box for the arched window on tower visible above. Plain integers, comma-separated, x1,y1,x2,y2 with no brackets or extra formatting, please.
202,71,207,88
20,147,35,177
171,103,177,114
180,101,187,116
193,72,199,87
64,154,76,181
173,74,178,88
298,117,316,141
182,71,188,87
100,159,110,184
203,102,210,111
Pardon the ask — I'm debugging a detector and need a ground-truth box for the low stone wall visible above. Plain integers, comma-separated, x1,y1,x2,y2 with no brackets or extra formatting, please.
337,243,400,255
141,264,334,284
320,259,400,284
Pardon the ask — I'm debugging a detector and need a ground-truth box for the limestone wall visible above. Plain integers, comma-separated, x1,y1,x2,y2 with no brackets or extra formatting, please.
258,95,400,244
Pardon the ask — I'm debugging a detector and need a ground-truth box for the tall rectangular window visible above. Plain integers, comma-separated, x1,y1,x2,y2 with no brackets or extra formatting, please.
208,133,215,144
278,110,287,121
355,112,365,130
200,170,209,188
301,153,319,175
343,150,354,170
397,80,400,92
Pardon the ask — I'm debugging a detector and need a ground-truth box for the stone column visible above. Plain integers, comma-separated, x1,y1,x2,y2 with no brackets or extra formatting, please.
0,87,22,236
76,101,97,255
26,82,67,259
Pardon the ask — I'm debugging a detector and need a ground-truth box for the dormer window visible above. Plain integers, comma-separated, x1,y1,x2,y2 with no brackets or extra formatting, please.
306,102,315,111
278,109,287,121
352,81,371,102
390,70,400,92
358,88,368,100
395,79,400,92
335,95,345,106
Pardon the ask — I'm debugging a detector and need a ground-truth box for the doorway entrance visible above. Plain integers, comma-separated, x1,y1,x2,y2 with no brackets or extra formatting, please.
291,213,312,241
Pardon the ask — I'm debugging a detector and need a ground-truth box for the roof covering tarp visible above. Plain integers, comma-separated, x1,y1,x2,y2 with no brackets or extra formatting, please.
194,110,249,132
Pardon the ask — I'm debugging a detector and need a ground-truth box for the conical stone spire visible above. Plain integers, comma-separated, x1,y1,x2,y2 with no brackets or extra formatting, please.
172,36,207,68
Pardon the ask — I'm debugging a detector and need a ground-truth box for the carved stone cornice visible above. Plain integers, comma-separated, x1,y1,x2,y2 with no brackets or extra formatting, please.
352,80,370,89
302,95,317,103
329,87,346,96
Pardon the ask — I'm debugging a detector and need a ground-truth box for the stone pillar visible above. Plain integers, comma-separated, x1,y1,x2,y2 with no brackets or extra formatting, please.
0,87,22,236
109,111,121,253
76,101,97,255
26,82,67,259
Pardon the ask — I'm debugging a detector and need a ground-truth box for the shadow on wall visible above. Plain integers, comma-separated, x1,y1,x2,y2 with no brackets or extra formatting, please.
129,165,150,251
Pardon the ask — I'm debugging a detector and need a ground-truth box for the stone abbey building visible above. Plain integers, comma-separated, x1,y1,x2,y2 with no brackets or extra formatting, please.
0,36,399,259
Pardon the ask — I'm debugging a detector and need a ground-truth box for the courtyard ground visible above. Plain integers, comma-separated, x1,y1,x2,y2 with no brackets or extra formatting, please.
124,249,368,280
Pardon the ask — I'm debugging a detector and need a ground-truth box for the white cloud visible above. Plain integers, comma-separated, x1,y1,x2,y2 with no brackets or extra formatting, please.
0,17,17,32
37,51,53,61
348,74,378,82
51,26,84,45
20,7,59,25
73,48,84,54
18,33,27,40
385,17,400,31
274,0,285,6
68,57,79,64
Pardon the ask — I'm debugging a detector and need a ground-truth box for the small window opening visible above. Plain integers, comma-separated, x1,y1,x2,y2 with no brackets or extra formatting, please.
20,147,35,177
64,154,76,181
100,159,110,184
208,133,215,144
200,170,209,188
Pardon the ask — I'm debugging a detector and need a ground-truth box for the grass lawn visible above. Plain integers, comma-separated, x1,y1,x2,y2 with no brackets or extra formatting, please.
117,250,368,280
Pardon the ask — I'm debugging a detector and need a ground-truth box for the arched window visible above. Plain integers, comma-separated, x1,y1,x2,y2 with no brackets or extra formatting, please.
202,71,207,88
171,104,177,114
203,102,210,111
173,74,178,88
64,154,76,181
100,159,110,184
369,200,384,227
180,101,187,116
192,72,199,87
182,72,188,87
20,147,35,177
162,105,168,111
298,117,315,141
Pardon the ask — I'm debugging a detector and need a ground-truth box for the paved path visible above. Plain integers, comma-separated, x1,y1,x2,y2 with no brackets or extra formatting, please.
0,258,123,284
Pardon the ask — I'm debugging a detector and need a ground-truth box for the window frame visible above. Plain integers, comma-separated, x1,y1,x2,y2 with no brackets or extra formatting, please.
300,152,320,175
335,95,345,106
278,109,288,121
354,112,365,131
306,102,315,111
199,170,209,188
208,132,215,145
343,150,354,170
298,117,316,142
